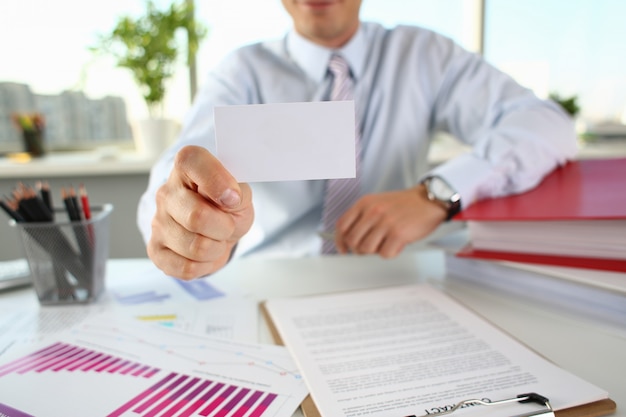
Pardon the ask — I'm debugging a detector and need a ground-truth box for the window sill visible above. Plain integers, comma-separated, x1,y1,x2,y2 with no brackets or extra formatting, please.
576,137,626,159
427,134,626,168
1,138,624,180
0,148,157,178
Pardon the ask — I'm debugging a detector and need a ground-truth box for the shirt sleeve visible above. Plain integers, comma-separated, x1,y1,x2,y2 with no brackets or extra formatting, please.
426,39,578,209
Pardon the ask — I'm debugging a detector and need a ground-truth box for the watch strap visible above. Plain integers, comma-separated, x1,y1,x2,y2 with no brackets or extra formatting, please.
422,176,461,221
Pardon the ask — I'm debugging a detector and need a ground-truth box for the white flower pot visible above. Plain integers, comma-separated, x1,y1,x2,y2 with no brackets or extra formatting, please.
134,118,179,158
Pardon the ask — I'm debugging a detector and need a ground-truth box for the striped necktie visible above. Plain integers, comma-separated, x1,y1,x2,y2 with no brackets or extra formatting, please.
321,54,362,254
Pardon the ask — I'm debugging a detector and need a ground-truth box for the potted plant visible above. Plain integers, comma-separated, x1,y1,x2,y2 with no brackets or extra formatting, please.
549,92,581,118
11,112,46,157
92,0,207,156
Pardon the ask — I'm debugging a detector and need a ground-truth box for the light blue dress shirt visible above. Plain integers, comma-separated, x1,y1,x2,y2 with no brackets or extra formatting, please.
138,22,577,258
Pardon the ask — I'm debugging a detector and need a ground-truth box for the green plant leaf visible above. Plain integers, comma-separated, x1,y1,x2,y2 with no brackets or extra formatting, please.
91,0,208,117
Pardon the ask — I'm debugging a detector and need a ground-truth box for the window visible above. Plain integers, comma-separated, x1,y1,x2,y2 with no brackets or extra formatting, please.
484,0,626,137
2,0,623,153
0,0,474,153
0,1,145,152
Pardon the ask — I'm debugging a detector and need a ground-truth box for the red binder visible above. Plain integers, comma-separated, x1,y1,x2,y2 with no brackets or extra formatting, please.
453,158,626,273
455,246,626,273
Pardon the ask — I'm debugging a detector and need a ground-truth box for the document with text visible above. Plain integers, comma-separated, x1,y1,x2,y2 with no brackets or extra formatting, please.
264,284,610,417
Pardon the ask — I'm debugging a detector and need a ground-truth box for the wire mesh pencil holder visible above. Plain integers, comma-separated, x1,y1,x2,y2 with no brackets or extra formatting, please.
10,204,113,305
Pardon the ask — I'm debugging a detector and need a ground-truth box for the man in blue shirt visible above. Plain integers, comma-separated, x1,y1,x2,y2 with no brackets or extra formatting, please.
138,0,577,280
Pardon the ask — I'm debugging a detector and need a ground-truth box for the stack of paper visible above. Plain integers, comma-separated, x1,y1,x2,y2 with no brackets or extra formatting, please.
0,316,309,417
0,263,309,417
263,284,615,417
443,253,626,330
453,158,626,272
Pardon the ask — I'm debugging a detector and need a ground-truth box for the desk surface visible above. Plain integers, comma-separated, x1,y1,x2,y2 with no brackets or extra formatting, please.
1,251,624,416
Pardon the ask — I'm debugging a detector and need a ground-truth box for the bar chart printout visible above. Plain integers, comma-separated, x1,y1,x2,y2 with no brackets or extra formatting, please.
0,317,308,417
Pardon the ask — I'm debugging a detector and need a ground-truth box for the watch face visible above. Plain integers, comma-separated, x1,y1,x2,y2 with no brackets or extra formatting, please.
424,176,461,220
429,177,455,201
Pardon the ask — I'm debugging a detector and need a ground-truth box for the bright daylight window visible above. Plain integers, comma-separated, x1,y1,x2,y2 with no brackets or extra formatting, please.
0,0,469,155
9,1,624,155
484,0,626,139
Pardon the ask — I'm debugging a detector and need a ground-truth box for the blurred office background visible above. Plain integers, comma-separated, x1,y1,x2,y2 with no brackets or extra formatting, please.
2,0,626,143
1,0,625,260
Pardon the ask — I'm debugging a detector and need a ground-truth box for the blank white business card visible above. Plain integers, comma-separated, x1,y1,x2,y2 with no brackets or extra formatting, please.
214,101,356,182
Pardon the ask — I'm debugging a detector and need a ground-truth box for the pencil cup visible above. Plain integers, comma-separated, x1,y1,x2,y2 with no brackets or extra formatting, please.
10,204,113,305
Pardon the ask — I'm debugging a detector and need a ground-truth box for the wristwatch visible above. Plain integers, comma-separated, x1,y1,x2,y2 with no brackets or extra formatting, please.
421,176,461,221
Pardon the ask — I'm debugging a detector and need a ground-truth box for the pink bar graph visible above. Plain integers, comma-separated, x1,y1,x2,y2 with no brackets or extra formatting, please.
109,378,278,417
74,353,105,371
1,342,283,417
132,365,151,377
105,372,178,417
119,362,140,375
34,346,83,372
177,382,225,417
67,351,102,371
160,380,213,417
231,391,263,417
248,393,277,417
95,358,122,372
134,374,190,413
17,344,76,374
82,354,113,371
143,377,201,417
107,360,130,374
199,385,236,416
143,367,160,378
52,350,94,372
213,388,250,417
0,342,65,377
0,343,160,380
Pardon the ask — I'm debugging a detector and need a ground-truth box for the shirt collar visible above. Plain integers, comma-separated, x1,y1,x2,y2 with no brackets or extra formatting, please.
286,24,368,83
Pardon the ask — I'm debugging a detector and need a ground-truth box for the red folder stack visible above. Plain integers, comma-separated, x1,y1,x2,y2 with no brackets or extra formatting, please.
453,157,626,273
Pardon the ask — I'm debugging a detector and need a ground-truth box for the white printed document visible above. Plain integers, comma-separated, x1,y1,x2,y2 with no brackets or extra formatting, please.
264,284,610,417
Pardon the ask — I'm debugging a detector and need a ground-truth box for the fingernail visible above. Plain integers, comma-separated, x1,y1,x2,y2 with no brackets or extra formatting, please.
219,188,241,208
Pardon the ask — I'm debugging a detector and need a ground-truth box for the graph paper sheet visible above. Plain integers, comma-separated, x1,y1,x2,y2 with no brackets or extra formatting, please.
0,315,308,417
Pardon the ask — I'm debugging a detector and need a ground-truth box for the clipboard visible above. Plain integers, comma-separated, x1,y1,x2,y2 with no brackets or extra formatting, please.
260,302,616,417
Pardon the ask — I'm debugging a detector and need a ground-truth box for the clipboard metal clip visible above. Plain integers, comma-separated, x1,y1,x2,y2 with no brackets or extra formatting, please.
409,392,554,417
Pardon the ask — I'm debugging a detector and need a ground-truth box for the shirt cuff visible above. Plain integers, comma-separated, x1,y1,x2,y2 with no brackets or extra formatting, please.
427,153,495,210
